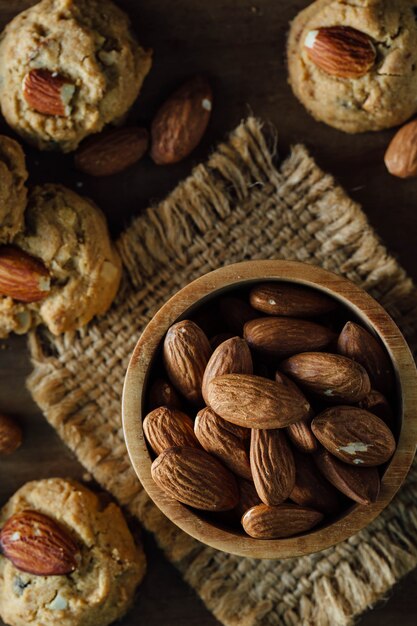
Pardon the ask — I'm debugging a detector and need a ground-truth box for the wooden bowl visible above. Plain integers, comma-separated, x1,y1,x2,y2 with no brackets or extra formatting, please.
122,260,417,559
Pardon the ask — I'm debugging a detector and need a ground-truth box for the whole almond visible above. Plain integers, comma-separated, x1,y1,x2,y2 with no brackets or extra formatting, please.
275,371,318,453
337,321,393,393
244,317,335,358
242,503,323,539
207,374,311,429
304,26,376,78
250,429,295,505
235,478,262,518
250,283,336,317
23,69,75,116
290,450,340,514
0,246,50,303
151,75,212,164
314,447,380,505
75,127,149,176
163,320,211,404
195,407,251,479
148,378,183,411
151,446,239,511
384,119,417,178
358,390,395,428
202,337,253,404
0,510,80,576
280,352,371,402
143,406,199,455
0,414,22,455
218,296,259,334
312,406,396,466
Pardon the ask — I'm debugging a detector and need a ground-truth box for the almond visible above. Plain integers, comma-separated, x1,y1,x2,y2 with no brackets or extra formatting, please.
218,296,259,334
235,478,262,518
304,26,376,79
0,510,80,575
384,119,417,178
242,503,323,539
23,69,75,116
280,352,371,402
148,378,183,411
250,429,295,505
151,75,212,164
314,447,380,505
74,127,149,176
337,321,393,393
206,374,311,429
202,336,253,404
0,414,22,455
311,406,396,466
275,371,318,453
163,320,211,404
151,446,239,511
244,317,335,359
358,390,395,428
0,246,50,303
250,282,337,317
290,450,340,514
143,407,199,455
195,407,251,479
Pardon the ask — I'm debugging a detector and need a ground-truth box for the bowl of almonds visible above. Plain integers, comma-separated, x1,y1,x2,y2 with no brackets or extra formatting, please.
122,260,417,558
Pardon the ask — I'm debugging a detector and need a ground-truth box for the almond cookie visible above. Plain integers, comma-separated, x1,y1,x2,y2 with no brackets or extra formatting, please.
0,136,27,244
0,478,146,626
0,0,152,152
0,184,122,337
287,0,417,133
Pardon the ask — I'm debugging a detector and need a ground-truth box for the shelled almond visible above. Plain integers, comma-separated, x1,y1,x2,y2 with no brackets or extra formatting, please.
142,281,397,540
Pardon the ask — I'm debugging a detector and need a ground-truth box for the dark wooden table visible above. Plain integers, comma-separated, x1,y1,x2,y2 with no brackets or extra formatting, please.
1,1,417,624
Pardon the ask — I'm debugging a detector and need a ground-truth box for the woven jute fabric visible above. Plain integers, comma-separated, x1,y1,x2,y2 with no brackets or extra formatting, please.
27,117,417,626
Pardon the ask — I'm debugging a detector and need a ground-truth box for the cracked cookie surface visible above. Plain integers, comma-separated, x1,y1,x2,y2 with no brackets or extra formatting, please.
0,0,152,151
0,478,146,626
287,0,417,132
0,136,28,244
0,183,122,337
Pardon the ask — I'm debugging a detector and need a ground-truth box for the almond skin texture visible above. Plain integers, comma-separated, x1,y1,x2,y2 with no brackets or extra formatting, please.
275,371,318,453
151,446,239,511
250,429,295,505
75,127,149,176
242,503,323,539
151,75,212,164
0,510,80,575
385,119,417,178
0,414,22,455
337,321,393,394
244,317,335,359
0,246,51,303
163,320,211,404
148,378,183,411
23,69,75,116
281,352,371,402
304,26,376,79
218,296,259,334
358,390,395,428
314,447,380,505
195,407,251,479
250,282,336,317
312,406,396,466
202,336,253,404
235,479,262,518
207,374,311,429
143,407,199,455
290,450,340,514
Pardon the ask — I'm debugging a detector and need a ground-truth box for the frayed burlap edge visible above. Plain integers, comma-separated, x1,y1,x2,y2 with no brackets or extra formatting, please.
27,117,417,626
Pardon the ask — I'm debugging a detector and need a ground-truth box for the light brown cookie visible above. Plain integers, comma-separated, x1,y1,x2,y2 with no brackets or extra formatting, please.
0,478,146,626
0,0,152,152
0,184,122,337
0,136,28,243
287,0,417,133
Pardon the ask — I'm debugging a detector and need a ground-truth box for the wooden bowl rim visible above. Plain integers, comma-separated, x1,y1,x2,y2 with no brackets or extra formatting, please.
122,260,417,559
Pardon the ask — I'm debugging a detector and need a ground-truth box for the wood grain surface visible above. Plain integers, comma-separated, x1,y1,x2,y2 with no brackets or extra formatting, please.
0,0,417,624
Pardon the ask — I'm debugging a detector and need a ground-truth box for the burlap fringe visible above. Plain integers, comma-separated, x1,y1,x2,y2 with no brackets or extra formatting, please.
28,118,417,626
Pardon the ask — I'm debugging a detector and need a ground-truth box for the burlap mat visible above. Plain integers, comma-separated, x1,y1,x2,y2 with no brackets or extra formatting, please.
27,117,417,626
